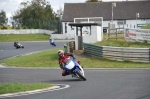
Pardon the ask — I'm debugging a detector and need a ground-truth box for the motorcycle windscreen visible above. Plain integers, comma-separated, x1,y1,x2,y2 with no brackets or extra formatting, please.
65,61,75,70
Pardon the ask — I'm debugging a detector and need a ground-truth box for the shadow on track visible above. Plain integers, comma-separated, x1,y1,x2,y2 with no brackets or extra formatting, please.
44,78,84,83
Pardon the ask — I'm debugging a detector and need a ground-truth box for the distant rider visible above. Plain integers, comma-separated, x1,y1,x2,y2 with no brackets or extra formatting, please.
49,38,55,46
57,50,80,76
14,42,18,46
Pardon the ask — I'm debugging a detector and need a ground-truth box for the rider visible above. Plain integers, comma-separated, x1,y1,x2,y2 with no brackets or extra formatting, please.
58,50,80,76
14,41,19,46
49,38,55,45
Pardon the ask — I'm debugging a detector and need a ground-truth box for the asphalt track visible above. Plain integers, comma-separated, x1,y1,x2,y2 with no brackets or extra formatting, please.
0,41,71,61
0,41,150,99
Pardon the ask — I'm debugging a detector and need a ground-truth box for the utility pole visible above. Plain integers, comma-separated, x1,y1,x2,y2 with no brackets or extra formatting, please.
136,13,139,28
112,2,116,24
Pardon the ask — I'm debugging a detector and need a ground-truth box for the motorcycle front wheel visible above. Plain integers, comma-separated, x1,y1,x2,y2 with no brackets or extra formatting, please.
76,71,86,81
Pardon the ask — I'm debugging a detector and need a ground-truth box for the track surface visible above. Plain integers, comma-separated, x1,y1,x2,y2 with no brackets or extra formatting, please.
0,41,150,99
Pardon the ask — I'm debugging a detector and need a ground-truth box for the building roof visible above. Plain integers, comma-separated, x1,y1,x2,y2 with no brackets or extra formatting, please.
62,1,150,22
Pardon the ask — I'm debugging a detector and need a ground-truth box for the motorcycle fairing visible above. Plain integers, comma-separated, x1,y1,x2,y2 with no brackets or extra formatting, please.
73,67,80,73
64,59,80,73
65,60,74,70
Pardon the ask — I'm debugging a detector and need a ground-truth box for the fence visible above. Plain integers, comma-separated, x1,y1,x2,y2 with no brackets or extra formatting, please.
83,43,150,63
0,29,54,35
108,23,124,40
64,41,75,53
68,41,75,53
83,43,103,58
51,34,75,40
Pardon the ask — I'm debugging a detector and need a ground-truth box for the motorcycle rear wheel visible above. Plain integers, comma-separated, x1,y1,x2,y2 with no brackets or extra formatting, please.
76,71,86,81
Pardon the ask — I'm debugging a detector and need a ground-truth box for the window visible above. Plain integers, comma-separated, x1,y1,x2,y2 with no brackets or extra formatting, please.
65,23,67,33
117,20,126,25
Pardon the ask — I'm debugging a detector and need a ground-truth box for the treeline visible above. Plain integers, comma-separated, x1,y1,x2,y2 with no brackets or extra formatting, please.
0,0,99,31
11,19,61,31
1,0,63,33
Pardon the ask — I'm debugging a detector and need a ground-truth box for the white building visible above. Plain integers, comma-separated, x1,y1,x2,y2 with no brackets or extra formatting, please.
62,1,150,34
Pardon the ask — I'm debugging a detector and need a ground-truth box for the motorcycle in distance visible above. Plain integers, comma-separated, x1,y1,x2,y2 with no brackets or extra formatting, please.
50,38,56,46
14,42,24,49
63,56,86,81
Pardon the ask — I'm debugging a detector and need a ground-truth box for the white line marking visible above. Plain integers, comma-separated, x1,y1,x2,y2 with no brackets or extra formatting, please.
0,84,70,98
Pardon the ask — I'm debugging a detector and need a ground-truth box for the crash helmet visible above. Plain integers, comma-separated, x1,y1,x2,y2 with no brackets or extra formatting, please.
58,50,64,57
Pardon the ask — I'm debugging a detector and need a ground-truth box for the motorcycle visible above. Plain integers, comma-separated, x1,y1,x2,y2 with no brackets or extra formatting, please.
50,39,56,46
14,42,24,49
63,56,86,81
50,42,56,46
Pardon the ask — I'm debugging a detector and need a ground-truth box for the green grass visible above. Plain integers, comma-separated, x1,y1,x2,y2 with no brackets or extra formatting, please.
79,57,150,68
0,82,53,95
0,48,150,68
0,48,60,67
95,34,150,48
141,24,150,29
0,34,50,42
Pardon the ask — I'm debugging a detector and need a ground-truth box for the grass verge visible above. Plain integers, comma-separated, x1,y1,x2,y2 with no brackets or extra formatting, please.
0,48,150,68
0,82,53,95
141,24,150,29
0,48,60,67
95,34,150,48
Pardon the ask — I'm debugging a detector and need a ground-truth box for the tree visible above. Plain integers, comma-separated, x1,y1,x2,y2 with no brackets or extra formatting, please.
55,6,63,20
86,0,99,2
11,0,57,29
0,10,8,26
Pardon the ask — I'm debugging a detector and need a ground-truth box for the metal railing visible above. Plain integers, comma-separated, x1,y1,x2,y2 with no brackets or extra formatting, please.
83,43,150,63
65,42,150,63
83,43,103,58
